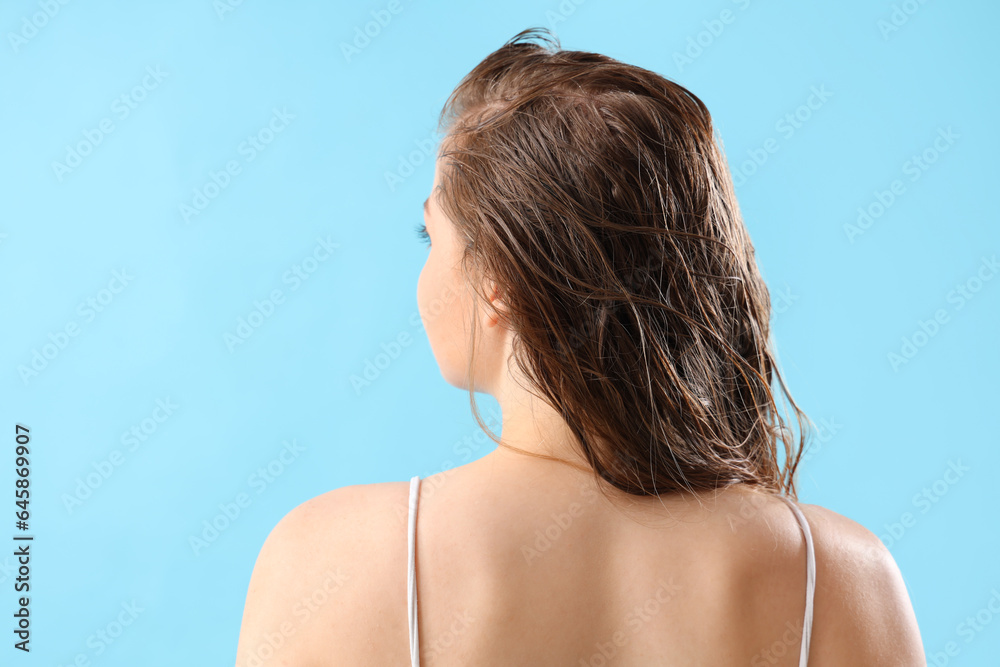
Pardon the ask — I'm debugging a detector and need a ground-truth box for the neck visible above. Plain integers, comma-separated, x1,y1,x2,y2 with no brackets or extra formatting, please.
480,368,592,474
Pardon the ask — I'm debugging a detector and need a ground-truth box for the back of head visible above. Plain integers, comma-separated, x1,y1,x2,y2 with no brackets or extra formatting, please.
435,27,810,500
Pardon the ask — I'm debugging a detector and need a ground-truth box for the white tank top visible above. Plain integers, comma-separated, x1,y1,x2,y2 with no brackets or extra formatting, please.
406,475,816,666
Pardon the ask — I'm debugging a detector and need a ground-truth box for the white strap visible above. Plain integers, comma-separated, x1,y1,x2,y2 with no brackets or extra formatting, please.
407,475,421,666
779,495,815,667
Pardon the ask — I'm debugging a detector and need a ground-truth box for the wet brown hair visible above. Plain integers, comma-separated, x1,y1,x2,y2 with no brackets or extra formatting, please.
433,27,812,500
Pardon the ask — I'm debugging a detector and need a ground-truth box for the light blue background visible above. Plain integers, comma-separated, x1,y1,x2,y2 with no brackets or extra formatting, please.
1,0,997,664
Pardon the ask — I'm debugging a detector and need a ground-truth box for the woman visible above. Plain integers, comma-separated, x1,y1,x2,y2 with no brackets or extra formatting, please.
236,28,925,665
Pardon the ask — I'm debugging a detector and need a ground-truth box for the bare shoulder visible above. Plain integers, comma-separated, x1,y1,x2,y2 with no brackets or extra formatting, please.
235,481,411,666
792,502,926,666
264,479,412,542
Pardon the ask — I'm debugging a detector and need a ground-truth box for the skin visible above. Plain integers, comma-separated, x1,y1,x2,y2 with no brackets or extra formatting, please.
235,156,927,666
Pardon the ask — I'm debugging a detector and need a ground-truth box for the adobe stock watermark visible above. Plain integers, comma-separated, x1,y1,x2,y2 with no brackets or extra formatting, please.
61,397,179,514
18,268,134,386
239,568,351,667
798,416,843,465
0,556,17,586
672,0,752,73
394,405,504,513
385,130,439,192
731,84,833,188
873,459,969,557
448,402,503,467
392,467,465,525
728,420,843,533
554,264,799,358
179,107,295,224
772,282,799,316
843,126,958,244
877,0,932,40
579,577,683,666
55,600,144,666
51,66,168,183
340,0,407,63
224,235,340,352
543,0,588,32
350,282,459,395
887,254,997,372
189,439,306,556
751,619,805,667
724,417,841,531
926,586,1000,666
391,409,508,526
521,481,600,564
214,0,246,21
552,250,669,356
425,610,477,663
7,0,73,54
390,404,505,525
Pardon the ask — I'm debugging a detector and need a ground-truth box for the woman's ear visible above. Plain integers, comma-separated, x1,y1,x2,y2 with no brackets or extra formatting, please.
483,279,508,328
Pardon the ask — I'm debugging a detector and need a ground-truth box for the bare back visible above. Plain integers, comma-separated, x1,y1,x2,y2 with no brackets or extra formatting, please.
236,453,925,666
404,458,814,666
